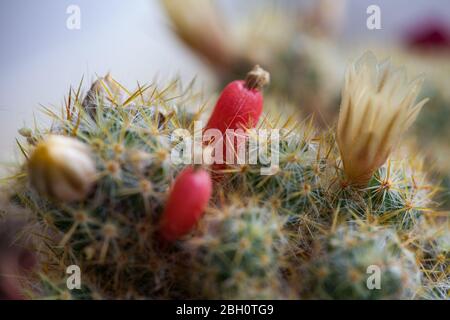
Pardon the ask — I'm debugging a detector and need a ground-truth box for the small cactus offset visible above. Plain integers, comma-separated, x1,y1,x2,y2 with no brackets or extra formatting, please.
181,199,289,299
302,224,421,299
1,53,448,300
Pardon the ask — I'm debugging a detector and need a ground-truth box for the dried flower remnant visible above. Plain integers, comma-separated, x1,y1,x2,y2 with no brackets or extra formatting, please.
337,52,428,186
82,73,122,117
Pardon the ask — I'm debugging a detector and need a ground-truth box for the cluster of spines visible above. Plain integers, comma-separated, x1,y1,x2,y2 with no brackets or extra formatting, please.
408,217,449,299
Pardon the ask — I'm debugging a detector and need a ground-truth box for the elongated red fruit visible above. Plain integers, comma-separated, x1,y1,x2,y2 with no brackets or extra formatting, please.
205,65,269,169
205,65,270,133
159,166,212,242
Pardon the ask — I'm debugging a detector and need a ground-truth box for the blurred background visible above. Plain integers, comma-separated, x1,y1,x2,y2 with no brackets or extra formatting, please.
0,0,449,171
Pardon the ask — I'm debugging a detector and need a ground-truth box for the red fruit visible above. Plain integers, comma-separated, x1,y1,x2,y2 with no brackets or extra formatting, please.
159,166,212,242
205,65,270,167
205,65,270,133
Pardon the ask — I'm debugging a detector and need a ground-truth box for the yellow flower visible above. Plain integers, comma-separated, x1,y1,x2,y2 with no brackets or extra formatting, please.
337,52,428,186
28,135,96,202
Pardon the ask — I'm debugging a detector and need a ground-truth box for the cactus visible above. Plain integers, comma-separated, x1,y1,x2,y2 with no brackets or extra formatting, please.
6,77,205,299
0,52,448,300
181,200,289,299
161,0,450,199
302,224,421,299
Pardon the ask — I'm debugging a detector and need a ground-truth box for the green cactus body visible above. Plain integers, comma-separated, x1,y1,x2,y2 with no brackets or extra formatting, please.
304,225,421,299
182,203,288,299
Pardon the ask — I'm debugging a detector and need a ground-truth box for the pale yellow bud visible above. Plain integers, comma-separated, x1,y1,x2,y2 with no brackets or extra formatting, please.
28,135,97,202
337,52,428,186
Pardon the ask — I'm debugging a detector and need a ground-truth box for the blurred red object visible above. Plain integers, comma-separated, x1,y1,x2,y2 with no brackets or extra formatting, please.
0,220,37,300
406,18,450,51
